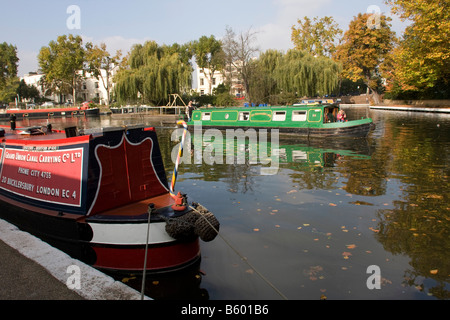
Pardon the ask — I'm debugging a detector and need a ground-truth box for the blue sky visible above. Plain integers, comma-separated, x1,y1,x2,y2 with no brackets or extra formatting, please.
0,0,408,76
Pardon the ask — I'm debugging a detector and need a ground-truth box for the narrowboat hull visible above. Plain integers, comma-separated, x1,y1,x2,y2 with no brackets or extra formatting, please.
0,125,214,273
187,105,374,138
0,107,100,120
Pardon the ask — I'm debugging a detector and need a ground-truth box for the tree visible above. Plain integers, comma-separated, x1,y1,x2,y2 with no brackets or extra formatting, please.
248,49,283,104
85,42,122,105
17,79,40,102
222,26,259,102
0,42,19,102
114,41,193,105
193,35,224,95
291,16,343,57
38,34,85,103
276,49,341,98
385,0,450,96
0,42,19,86
334,13,397,104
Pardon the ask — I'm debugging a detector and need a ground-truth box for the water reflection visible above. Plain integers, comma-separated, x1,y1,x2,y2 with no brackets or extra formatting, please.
5,110,449,299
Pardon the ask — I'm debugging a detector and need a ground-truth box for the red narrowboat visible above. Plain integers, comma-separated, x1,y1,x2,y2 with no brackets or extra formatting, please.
0,123,218,273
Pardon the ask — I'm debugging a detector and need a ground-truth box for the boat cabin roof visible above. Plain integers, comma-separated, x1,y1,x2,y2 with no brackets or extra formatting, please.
197,104,340,112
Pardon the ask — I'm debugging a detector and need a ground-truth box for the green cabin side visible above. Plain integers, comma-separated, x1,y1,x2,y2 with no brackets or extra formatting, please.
189,105,347,128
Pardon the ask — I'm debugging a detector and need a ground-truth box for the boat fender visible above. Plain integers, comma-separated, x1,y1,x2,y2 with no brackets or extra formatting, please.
191,203,220,242
165,211,199,241
194,212,220,242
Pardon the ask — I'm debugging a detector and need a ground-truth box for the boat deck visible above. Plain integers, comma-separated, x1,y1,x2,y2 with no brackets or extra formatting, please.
2,128,67,140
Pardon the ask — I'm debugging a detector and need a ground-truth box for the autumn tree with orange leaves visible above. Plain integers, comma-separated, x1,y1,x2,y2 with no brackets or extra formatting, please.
334,13,397,105
384,0,450,98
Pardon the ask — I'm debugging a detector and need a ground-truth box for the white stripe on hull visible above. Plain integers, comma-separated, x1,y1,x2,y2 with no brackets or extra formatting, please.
88,222,174,245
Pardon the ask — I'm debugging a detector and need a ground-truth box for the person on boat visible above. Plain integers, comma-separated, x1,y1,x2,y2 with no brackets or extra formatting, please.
185,101,194,121
337,110,347,122
326,109,335,122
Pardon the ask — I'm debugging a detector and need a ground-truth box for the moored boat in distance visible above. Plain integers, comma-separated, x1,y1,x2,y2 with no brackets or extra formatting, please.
0,123,218,273
188,104,374,138
0,105,100,120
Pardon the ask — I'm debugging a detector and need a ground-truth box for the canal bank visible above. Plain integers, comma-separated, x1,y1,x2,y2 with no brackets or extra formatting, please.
0,218,148,300
341,103,450,113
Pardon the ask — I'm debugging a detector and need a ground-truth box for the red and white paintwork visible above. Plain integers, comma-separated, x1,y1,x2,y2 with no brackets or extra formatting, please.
0,125,202,273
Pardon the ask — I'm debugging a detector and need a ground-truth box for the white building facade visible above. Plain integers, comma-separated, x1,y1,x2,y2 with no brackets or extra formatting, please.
21,69,114,105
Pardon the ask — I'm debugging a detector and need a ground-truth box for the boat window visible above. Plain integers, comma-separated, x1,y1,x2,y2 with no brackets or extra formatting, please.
202,112,211,121
239,112,250,121
273,111,286,121
292,110,307,121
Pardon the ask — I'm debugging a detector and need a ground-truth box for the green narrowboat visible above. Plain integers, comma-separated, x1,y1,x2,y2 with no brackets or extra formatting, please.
187,104,374,138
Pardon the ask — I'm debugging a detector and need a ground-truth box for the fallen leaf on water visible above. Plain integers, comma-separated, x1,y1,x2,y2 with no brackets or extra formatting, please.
426,194,443,199
287,189,298,194
342,252,352,259
346,244,357,249
329,203,337,206
245,269,254,274
121,276,136,283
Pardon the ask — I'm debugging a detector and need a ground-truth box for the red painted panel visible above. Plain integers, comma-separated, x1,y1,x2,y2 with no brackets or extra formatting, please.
92,239,200,271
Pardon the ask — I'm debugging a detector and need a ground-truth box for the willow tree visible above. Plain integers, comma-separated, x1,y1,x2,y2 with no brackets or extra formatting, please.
275,49,341,98
114,41,193,105
248,49,283,104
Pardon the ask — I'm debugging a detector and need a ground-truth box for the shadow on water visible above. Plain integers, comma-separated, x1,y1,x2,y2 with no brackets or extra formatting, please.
105,260,210,300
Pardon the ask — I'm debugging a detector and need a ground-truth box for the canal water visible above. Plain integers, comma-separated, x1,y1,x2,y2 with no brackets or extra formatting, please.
8,108,449,300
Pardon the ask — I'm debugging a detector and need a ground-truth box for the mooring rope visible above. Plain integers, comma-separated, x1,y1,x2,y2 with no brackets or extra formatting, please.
141,205,153,300
189,204,289,300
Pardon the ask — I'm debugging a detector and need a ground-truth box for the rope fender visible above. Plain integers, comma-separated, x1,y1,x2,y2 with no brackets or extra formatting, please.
164,203,220,242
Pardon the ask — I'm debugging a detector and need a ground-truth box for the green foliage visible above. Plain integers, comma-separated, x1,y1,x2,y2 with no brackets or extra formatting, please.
192,35,224,95
85,42,122,105
0,42,19,102
0,42,19,85
384,0,450,98
291,16,343,57
38,34,85,98
17,79,40,101
248,49,341,104
114,41,193,105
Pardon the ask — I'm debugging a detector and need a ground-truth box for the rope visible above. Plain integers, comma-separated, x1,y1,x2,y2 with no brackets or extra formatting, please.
170,120,188,198
141,205,153,300
189,204,289,300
